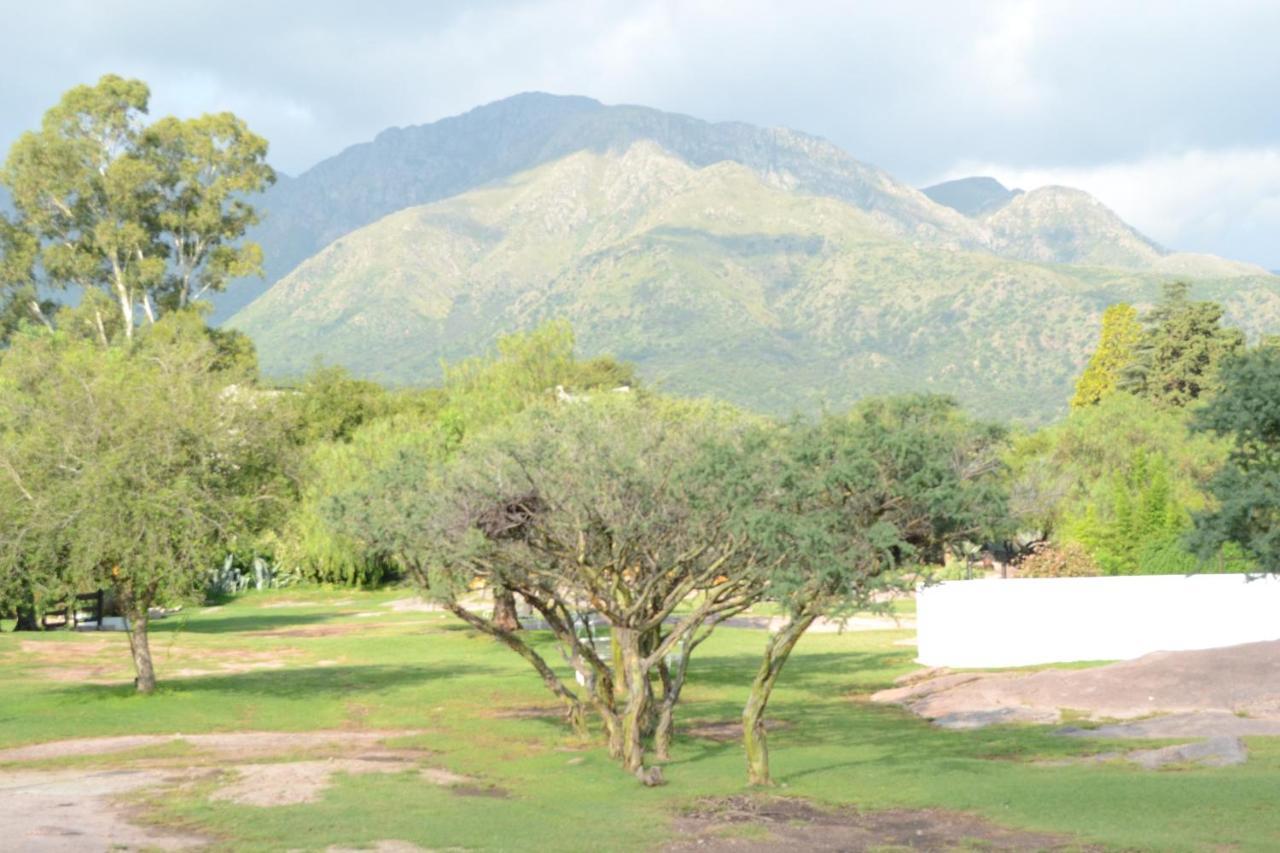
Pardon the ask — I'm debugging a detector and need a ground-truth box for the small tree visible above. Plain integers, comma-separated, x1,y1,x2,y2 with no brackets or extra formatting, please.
1072,303,1141,408
0,316,286,690
728,396,1008,785
326,395,766,778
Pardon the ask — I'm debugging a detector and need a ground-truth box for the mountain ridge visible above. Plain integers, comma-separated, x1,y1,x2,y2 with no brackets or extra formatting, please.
230,142,1280,422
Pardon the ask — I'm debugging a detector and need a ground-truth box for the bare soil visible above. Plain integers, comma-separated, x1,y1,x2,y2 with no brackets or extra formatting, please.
0,730,476,848
666,796,1093,851
0,768,204,851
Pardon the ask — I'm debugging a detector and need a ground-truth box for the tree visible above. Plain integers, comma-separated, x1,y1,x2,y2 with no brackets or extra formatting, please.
1007,392,1226,542
0,75,273,339
0,315,287,690
272,323,633,594
1071,303,1141,408
1122,281,1244,408
727,396,1008,785
325,395,766,779
1189,346,1280,570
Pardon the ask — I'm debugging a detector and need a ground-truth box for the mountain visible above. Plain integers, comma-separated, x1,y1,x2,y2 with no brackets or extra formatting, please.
983,186,1166,268
922,176,1022,217
213,93,984,322
230,143,1280,422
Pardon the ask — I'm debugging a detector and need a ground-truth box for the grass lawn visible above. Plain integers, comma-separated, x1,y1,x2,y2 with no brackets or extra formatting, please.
2,587,1278,851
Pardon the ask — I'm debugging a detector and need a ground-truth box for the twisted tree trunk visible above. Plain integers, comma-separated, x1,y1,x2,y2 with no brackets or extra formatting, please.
446,602,586,734
742,614,814,786
491,585,520,632
614,626,651,773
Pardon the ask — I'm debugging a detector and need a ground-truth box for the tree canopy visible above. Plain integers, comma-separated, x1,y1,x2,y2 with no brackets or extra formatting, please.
0,75,273,340
0,315,288,691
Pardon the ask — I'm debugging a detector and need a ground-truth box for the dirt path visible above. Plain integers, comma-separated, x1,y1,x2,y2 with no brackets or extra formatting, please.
0,729,464,852
0,768,203,851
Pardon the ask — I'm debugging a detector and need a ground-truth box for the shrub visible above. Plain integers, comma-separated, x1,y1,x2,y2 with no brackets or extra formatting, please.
1016,542,1101,578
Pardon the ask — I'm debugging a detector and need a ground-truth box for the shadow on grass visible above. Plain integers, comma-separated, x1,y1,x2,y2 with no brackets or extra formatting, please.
53,662,493,700
149,611,355,635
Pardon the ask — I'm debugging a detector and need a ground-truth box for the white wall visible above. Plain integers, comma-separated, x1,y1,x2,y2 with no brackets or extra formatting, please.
916,574,1280,668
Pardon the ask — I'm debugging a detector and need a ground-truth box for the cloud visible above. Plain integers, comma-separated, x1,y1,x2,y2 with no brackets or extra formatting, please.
0,0,1277,265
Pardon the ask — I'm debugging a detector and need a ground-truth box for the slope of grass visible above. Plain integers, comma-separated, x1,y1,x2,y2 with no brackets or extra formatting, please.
3,588,1279,850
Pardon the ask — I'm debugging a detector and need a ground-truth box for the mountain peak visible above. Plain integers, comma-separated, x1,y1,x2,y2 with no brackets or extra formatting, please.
984,185,1165,268
922,176,1022,217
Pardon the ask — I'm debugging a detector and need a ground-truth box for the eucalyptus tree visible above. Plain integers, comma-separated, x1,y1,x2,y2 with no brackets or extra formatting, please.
0,315,288,690
325,394,767,779
0,75,273,338
728,396,1009,785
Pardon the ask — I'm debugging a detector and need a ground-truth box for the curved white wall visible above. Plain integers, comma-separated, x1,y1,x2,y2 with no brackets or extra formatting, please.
916,574,1280,668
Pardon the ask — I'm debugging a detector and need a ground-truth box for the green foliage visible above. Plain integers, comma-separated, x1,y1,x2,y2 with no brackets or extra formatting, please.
1189,346,1280,570
0,317,289,686
0,75,273,339
271,323,632,587
1071,303,1141,408
1123,281,1245,408
1059,451,1196,575
1007,392,1225,537
1008,392,1252,574
731,395,1011,618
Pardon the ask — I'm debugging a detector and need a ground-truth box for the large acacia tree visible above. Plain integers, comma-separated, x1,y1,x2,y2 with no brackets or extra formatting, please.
0,75,273,339
0,315,288,691
326,395,767,778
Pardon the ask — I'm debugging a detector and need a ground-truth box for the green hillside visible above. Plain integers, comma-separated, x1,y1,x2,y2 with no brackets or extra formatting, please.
230,144,1280,422
214,93,990,322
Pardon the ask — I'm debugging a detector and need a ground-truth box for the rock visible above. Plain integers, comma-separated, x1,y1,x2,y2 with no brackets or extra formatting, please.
1126,736,1247,770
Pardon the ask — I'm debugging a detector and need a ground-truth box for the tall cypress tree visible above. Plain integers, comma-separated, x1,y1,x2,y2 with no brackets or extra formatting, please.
1071,303,1142,408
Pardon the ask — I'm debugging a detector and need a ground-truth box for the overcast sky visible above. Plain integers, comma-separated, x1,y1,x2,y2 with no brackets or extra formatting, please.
3,0,1278,267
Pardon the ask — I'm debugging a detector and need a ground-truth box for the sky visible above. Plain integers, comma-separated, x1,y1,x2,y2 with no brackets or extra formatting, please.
2,0,1278,268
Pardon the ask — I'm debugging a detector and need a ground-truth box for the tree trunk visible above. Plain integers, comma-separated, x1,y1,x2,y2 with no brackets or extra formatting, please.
491,586,521,632
126,606,156,694
446,602,586,735
615,626,650,773
743,614,814,786
13,605,40,632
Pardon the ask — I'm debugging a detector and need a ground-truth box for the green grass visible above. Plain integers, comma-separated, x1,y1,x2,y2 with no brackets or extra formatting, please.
3,587,1279,851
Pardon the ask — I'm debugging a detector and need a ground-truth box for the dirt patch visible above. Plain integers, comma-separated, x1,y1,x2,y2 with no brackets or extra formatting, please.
685,719,791,742
0,729,425,764
666,796,1092,851
210,757,420,806
327,842,430,853
0,769,203,851
874,640,1280,728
